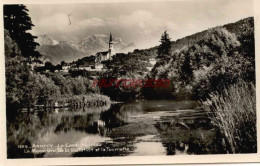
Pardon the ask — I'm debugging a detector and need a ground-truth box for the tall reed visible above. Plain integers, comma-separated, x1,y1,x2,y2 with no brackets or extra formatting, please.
202,80,256,153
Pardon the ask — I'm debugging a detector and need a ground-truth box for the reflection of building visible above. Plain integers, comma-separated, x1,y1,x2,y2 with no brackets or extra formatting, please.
97,120,106,136
95,33,115,63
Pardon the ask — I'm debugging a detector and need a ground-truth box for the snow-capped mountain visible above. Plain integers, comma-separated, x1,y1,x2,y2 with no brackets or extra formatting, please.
78,34,109,53
36,34,59,46
58,40,79,50
36,34,136,63
78,34,135,54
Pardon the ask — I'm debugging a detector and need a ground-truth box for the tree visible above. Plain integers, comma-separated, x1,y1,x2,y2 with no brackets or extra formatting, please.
4,4,40,59
61,61,65,66
180,54,193,84
157,31,172,60
45,61,53,69
5,30,30,112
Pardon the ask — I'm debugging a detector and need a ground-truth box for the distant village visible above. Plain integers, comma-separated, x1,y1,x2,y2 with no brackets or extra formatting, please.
30,33,157,74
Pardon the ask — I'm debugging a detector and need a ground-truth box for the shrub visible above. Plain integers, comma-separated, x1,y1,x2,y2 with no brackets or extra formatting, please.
56,94,111,107
202,81,256,153
149,28,242,99
192,51,252,100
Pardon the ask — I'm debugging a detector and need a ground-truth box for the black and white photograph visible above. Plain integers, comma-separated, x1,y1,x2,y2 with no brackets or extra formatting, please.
1,0,259,164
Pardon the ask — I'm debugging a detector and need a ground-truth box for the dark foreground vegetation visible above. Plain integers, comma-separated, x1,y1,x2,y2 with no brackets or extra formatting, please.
203,81,256,153
4,5,109,116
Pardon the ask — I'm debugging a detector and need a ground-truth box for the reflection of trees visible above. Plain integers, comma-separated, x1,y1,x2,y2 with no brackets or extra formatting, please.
100,103,143,130
7,105,113,158
100,104,127,130
7,113,49,158
7,101,145,158
155,115,227,155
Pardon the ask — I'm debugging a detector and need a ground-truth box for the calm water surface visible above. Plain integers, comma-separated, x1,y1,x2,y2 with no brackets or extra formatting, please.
7,100,224,158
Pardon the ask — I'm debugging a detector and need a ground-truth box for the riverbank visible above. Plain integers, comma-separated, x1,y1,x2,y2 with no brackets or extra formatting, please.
57,93,111,108
20,93,112,112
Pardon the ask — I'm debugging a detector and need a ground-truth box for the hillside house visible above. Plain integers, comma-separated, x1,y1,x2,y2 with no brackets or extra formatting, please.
147,58,157,71
78,65,93,71
61,63,71,70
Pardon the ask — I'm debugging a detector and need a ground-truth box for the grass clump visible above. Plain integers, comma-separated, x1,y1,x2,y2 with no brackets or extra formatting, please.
55,93,111,108
202,80,256,153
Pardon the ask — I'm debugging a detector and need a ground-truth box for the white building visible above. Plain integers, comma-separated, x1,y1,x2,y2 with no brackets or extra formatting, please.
95,33,115,62
147,58,157,71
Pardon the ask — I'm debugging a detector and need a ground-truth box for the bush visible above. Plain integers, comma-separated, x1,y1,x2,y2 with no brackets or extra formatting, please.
148,28,242,99
192,51,253,100
202,81,256,153
56,94,111,107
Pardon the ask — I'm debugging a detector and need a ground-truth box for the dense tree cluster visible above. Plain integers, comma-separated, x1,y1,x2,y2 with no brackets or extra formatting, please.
5,21,99,113
100,50,152,101
146,26,254,100
4,3,255,107
5,30,30,111
4,5,40,59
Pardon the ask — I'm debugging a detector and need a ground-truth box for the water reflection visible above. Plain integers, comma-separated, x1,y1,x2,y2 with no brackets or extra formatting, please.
7,100,225,158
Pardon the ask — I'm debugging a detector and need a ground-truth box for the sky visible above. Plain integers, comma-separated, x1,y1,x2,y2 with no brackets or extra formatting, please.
27,0,254,49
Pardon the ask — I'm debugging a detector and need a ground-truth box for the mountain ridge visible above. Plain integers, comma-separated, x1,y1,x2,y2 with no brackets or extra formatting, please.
36,17,253,64
36,34,136,64
141,17,254,58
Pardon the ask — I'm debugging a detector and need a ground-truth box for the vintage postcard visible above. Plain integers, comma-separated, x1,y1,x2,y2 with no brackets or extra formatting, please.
0,0,260,165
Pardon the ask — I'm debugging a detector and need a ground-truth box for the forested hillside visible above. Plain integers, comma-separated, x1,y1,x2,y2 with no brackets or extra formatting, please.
144,17,254,58
98,17,254,101
144,18,254,100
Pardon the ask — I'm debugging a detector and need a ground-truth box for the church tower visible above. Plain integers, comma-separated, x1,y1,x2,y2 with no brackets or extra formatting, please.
108,33,115,59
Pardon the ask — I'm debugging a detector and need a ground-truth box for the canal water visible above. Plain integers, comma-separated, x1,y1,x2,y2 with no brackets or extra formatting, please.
7,100,225,158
